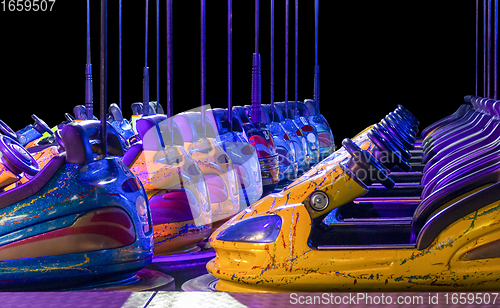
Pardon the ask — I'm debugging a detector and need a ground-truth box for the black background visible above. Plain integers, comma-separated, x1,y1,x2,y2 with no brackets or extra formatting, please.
0,1,479,146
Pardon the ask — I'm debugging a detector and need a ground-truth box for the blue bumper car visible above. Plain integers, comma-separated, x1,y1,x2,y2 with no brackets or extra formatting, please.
0,120,154,291
232,106,279,195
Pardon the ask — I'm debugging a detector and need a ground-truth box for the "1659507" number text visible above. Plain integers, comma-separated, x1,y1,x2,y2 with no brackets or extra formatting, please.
1,0,56,12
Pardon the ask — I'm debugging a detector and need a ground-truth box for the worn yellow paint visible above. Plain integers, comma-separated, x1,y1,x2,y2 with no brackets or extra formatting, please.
208,136,500,292
209,188,500,292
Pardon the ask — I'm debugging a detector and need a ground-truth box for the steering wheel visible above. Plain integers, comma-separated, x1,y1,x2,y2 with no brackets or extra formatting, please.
65,113,76,122
0,135,40,176
342,138,394,189
380,118,414,150
0,120,18,140
32,114,54,136
372,123,411,160
367,129,412,172
387,112,417,139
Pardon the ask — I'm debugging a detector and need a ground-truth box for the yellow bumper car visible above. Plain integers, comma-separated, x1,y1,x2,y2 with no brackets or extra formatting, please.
205,100,500,291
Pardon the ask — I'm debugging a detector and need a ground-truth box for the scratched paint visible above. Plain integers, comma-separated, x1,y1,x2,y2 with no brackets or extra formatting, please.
153,217,210,252
207,155,368,291
0,157,154,290
207,120,500,291
17,120,213,257
209,193,500,292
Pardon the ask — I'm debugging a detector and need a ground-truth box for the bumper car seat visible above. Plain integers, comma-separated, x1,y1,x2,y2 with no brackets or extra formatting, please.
270,103,310,174
293,101,321,165
232,106,279,195
257,104,298,183
108,103,136,142
304,99,335,159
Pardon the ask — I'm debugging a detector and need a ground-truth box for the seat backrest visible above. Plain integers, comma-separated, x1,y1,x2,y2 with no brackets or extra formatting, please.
108,103,124,121
148,101,164,114
173,113,197,142
304,99,317,116
136,114,184,150
422,143,500,197
284,102,299,118
206,109,226,136
423,99,500,171
273,102,287,119
412,162,500,242
174,112,220,142
196,112,218,138
424,100,481,143
62,121,124,165
122,142,143,167
260,105,283,124
131,103,143,115
296,101,310,117
206,108,244,136
415,181,500,250
258,105,272,125
73,105,88,121
233,106,251,125
421,129,500,189
269,104,286,122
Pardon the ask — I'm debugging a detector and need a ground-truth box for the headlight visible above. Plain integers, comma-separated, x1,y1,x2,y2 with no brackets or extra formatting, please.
307,191,329,211
216,215,282,243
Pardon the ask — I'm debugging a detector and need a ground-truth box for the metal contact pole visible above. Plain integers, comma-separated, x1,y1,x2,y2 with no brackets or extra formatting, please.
476,0,479,96
119,0,122,111
270,0,275,122
270,0,274,105
294,0,298,116
157,0,160,113
100,0,107,155
314,0,320,113
201,0,206,136
488,0,492,98
251,0,262,124
255,0,259,55
166,0,173,121
485,0,488,96
228,0,233,131
85,0,93,120
285,0,289,115
495,0,498,99
143,0,150,116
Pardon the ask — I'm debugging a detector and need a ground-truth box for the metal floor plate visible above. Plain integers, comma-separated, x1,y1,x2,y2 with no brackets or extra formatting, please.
0,292,132,308
1,291,498,308
147,292,247,308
